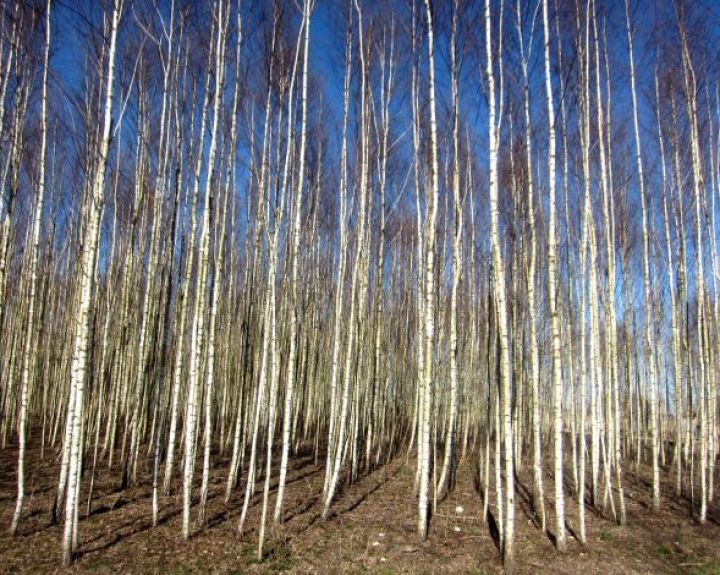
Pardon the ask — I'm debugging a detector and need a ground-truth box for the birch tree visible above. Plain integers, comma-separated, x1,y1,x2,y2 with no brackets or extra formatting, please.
10,0,51,536
62,0,122,563
625,0,659,511
486,0,515,566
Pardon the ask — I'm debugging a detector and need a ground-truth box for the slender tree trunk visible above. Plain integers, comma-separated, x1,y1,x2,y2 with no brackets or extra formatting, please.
542,0,565,549
10,0,51,535
274,0,311,524
62,1,121,564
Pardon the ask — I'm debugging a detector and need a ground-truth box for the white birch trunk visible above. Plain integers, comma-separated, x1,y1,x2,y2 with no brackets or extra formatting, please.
10,0,51,535
62,0,121,563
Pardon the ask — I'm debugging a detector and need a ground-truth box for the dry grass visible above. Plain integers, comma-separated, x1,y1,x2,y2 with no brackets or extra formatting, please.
1,438,720,574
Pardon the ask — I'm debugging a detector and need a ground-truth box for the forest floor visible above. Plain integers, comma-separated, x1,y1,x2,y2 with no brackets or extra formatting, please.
1,438,720,574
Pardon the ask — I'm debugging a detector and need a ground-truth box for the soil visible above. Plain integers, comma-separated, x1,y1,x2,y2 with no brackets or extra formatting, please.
1,438,720,574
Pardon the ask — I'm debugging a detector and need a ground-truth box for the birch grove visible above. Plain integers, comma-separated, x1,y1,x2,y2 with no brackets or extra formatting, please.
2,0,720,571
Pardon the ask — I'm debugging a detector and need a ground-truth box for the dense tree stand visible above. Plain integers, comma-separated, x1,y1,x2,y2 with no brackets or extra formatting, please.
1,0,720,571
